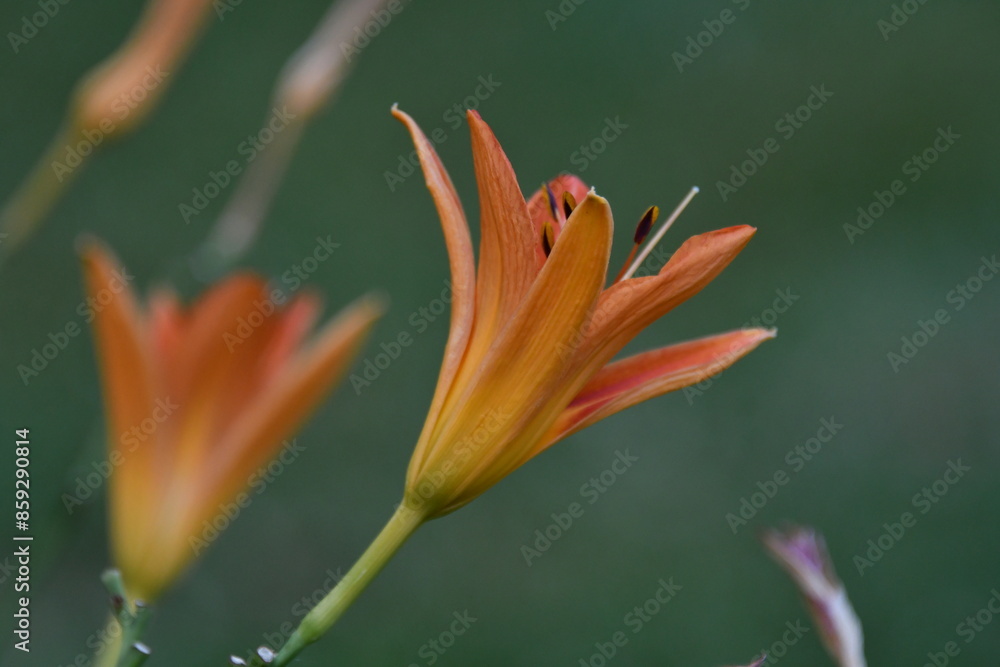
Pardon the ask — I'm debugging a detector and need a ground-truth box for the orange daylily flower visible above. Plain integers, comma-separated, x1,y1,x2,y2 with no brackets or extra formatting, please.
394,107,775,518
267,111,777,665
80,239,382,601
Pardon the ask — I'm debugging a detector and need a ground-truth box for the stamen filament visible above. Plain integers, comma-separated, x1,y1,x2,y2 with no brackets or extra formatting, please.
619,186,699,281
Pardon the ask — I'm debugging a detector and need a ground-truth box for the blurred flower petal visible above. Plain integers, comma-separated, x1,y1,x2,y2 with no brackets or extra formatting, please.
762,526,867,667
82,239,381,600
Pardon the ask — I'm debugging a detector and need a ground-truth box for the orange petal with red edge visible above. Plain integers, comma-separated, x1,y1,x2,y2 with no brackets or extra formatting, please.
539,328,776,451
574,225,757,377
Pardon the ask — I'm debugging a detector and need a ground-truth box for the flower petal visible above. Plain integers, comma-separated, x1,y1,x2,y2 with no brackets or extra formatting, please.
168,274,274,476
258,291,322,383
393,107,476,470
411,193,613,512
489,225,758,472
454,111,539,377
201,294,384,516
79,238,159,595
148,287,185,400
573,225,757,381
763,526,867,667
525,174,590,263
539,328,776,449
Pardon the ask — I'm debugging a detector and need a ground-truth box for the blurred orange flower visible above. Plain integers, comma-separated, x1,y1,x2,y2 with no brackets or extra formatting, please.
80,239,382,601
394,108,774,518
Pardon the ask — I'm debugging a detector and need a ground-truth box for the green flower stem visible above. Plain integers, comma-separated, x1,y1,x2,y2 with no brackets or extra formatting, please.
0,123,83,262
273,502,426,666
97,569,153,667
93,617,121,667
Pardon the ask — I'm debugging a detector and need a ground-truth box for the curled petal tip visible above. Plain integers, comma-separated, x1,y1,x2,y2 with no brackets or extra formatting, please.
390,105,412,124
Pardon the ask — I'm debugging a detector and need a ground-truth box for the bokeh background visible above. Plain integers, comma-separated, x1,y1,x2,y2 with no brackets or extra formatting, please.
2,0,999,665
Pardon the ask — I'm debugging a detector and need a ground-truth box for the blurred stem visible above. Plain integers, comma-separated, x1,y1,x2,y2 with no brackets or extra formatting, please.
0,124,83,263
188,119,305,282
94,616,121,667
188,0,393,283
98,569,153,667
273,503,426,666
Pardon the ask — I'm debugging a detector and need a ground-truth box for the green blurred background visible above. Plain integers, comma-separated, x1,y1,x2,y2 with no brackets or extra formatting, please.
1,0,999,665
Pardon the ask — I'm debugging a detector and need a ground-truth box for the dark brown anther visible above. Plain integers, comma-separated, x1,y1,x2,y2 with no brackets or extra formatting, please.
541,221,555,257
562,191,577,218
633,205,659,245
